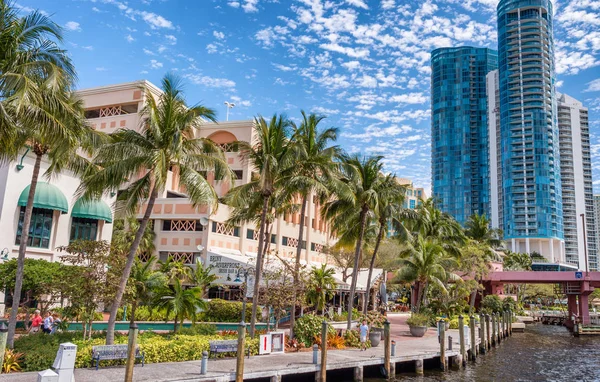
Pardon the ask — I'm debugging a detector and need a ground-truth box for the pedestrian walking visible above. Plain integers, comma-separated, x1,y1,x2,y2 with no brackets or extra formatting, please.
51,313,62,334
29,310,42,333
359,319,369,351
42,311,54,334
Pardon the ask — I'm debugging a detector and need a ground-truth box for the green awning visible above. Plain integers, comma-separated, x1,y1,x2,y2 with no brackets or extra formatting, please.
72,199,113,223
17,182,68,213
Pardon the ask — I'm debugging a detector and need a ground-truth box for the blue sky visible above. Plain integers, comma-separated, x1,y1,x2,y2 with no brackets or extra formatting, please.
17,0,600,193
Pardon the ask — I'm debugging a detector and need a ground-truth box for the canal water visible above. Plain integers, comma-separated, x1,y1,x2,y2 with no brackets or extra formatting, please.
368,323,600,381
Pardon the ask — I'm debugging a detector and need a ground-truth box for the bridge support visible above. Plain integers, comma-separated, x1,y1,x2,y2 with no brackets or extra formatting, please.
579,292,591,325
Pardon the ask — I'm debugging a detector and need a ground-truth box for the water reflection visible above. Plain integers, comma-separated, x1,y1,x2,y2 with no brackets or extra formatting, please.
368,324,600,381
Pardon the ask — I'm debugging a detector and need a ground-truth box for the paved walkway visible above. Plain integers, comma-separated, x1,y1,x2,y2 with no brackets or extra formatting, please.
0,313,477,382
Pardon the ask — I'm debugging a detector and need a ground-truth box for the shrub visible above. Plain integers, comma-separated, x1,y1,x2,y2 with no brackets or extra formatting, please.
14,330,259,371
481,295,503,314
357,311,386,329
2,349,23,373
313,332,346,350
449,316,470,329
343,329,370,348
502,297,517,312
116,306,175,322
178,323,217,336
203,299,252,323
294,314,336,347
406,313,429,327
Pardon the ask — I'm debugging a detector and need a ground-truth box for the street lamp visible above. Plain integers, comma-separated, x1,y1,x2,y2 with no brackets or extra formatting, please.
224,101,235,121
235,267,255,323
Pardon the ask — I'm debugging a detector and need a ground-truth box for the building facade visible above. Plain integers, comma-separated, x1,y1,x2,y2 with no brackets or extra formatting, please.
76,81,335,281
557,93,597,271
431,47,498,226
595,195,600,270
496,0,564,260
397,178,427,210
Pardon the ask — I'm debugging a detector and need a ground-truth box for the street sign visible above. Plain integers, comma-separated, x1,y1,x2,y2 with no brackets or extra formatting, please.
575,271,583,279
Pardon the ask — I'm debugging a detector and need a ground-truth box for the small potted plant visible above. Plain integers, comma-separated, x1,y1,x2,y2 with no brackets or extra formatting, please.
407,313,429,337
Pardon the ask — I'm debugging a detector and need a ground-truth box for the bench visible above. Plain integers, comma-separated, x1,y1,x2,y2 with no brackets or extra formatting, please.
91,344,145,370
209,340,249,359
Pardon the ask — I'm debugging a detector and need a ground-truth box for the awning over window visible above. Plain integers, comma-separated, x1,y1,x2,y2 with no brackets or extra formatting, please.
18,182,68,213
72,199,113,223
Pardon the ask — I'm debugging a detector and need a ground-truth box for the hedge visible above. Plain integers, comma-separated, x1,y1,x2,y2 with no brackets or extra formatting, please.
14,331,259,372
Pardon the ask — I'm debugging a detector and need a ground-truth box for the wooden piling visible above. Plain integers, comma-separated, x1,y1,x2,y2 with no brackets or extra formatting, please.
469,315,477,361
491,314,496,346
485,314,491,350
458,315,466,367
320,321,327,382
415,359,424,375
479,315,486,354
384,320,391,379
439,320,447,371
353,366,363,382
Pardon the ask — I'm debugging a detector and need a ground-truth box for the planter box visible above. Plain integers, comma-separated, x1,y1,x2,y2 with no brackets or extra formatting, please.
369,331,382,347
409,325,427,337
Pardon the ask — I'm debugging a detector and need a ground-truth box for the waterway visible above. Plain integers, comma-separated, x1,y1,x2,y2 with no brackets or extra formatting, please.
369,323,600,381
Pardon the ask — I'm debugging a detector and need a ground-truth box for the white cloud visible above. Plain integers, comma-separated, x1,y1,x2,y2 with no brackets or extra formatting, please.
125,34,135,43
381,0,395,9
185,74,236,88
206,44,218,54
389,92,427,104
165,35,177,44
140,11,174,29
342,61,361,70
584,79,600,92
230,95,252,107
312,106,340,115
65,21,81,31
143,48,155,56
272,63,295,71
320,43,369,58
346,0,368,9
242,0,259,13
150,59,163,69
228,1,240,8
556,49,599,75
92,7,101,12
96,67,108,72
359,75,378,88
213,31,225,40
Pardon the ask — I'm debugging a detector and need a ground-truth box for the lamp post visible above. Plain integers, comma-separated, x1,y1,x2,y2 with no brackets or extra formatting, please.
224,101,235,121
235,267,255,323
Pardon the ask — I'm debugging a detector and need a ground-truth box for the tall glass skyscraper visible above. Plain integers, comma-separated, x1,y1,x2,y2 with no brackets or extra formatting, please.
497,0,564,260
431,47,498,225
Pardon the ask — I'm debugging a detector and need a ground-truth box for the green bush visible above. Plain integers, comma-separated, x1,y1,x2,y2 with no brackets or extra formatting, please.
202,299,252,323
406,313,429,327
116,306,175,321
449,316,470,329
502,297,517,312
481,295,504,314
295,314,336,347
178,323,217,336
343,329,370,348
357,311,385,329
14,330,259,371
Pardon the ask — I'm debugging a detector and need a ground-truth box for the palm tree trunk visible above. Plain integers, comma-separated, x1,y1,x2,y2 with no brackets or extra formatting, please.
290,194,307,339
346,206,368,330
363,222,385,314
105,187,158,345
129,302,137,326
7,152,42,348
250,194,269,337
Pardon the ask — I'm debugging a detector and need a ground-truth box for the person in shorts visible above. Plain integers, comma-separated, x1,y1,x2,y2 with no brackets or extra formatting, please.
359,319,369,351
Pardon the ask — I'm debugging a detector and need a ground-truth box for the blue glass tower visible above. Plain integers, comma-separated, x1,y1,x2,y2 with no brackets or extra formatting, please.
497,0,563,258
431,47,498,225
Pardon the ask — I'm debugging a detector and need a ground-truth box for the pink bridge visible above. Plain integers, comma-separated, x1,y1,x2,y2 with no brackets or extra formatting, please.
482,271,600,328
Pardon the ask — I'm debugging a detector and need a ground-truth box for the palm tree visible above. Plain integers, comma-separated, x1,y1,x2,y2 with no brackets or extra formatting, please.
362,174,407,314
323,154,384,329
153,278,205,332
5,86,95,349
78,74,230,344
190,260,218,297
158,258,193,284
111,218,156,258
306,264,337,315
396,236,459,313
286,111,339,337
127,257,167,324
0,1,76,154
465,213,502,248
234,114,292,336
